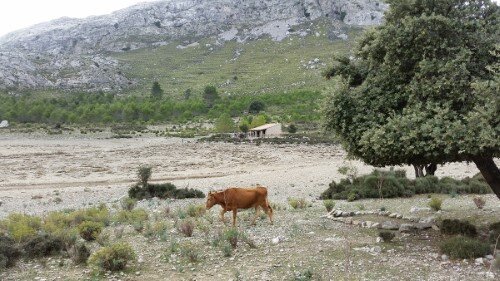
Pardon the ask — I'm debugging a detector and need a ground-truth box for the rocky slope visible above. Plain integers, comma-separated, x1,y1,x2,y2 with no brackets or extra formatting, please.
0,0,387,91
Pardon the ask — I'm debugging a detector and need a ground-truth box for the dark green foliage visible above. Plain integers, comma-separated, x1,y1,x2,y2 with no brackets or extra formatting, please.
489,222,500,246
378,231,395,242
0,236,20,268
0,90,321,125
287,124,297,134
151,81,164,99
440,236,491,259
22,233,64,258
248,100,265,113
129,183,204,200
137,166,152,187
440,219,477,237
203,85,219,108
323,0,500,196
321,170,491,201
78,221,104,241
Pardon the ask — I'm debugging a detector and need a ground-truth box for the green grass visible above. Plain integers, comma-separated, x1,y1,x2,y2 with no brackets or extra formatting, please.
114,22,362,97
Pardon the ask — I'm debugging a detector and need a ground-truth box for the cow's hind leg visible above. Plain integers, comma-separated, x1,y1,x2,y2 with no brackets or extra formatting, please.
252,206,260,226
262,203,273,225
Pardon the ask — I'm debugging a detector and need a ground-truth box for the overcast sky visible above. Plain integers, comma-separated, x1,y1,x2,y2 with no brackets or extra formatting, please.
1,0,499,37
0,0,159,37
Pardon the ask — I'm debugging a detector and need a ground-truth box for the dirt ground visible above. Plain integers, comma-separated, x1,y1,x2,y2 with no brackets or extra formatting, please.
0,133,498,280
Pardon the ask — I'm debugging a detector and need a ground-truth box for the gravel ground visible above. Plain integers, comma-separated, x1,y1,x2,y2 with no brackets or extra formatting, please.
0,133,498,280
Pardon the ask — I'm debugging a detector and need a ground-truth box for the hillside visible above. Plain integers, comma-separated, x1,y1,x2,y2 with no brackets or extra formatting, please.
0,0,387,94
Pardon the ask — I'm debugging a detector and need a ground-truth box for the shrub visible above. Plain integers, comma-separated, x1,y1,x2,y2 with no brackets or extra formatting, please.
178,219,195,237
78,221,104,241
320,170,491,201
323,200,335,212
288,198,308,209
249,100,265,113
143,221,169,240
0,236,20,268
294,269,313,281
187,204,206,217
221,242,233,257
88,242,136,272
138,166,152,187
489,221,500,246
428,197,442,211
472,197,485,209
22,233,64,258
114,209,149,225
128,183,204,200
68,242,90,265
440,236,491,259
179,242,201,263
287,124,297,134
224,228,239,249
440,219,477,237
121,197,137,211
0,213,41,242
378,231,395,242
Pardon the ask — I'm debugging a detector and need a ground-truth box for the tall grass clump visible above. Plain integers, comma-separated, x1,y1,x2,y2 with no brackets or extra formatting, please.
440,236,491,259
428,197,443,211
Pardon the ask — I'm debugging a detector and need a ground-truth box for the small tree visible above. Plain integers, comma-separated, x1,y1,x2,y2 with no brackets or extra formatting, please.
203,85,219,108
138,166,152,187
215,113,235,133
239,122,249,134
151,82,164,99
248,101,265,114
250,114,268,129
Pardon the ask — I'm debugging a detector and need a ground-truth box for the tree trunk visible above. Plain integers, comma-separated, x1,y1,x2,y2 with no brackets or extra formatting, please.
425,163,437,176
413,165,425,178
473,157,500,199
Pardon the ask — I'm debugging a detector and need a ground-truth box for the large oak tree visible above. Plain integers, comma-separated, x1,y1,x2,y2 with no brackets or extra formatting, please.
323,0,500,198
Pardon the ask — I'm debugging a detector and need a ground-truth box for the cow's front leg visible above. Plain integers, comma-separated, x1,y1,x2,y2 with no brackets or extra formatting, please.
232,209,238,227
220,209,226,224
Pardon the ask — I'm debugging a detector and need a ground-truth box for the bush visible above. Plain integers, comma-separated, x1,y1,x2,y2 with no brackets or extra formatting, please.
68,242,90,265
187,204,206,217
0,236,20,269
114,209,149,225
489,221,500,246
178,219,195,237
0,213,41,242
323,200,335,212
288,198,308,209
440,236,491,259
121,197,137,211
128,183,204,200
287,124,297,134
378,231,395,242
88,242,136,272
78,221,104,241
137,166,152,187
440,219,477,237
179,242,201,263
224,228,239,249
22,233,64,258
428,197,442,211
320,170,492,201
472,197,485,209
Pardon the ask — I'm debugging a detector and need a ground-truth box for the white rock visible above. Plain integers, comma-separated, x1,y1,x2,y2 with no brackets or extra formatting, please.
410,207,431,213
376,237,382,243
0,120,8,128
475,257,484,266
485,255,494,260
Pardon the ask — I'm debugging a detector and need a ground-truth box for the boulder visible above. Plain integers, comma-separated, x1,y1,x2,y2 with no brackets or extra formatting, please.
0,120,8,128
399,223,415,232
381,221,400,230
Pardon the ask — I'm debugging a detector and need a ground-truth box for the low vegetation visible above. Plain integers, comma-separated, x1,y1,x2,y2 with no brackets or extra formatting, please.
428,197,443,212
440,219,477,237
440,236,491,259
320,169,491,201
88,242,136,273
378,231,395,243
78,221,104,241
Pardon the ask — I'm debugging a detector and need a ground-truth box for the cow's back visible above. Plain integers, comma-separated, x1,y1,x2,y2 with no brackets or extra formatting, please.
226,187,268,209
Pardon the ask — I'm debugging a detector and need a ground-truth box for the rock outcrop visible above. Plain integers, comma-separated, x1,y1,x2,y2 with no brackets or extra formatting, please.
0,0,387,91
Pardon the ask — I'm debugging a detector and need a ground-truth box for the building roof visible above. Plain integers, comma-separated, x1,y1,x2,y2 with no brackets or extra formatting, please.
249,123,280,131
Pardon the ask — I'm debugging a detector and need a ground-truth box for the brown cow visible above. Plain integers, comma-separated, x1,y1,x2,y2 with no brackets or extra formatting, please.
206,186,273,226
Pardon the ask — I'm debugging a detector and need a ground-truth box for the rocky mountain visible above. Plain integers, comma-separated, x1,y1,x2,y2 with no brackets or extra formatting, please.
0,0,387,92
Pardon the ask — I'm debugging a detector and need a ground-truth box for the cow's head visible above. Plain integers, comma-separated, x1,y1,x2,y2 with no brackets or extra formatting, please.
206,191,217,209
